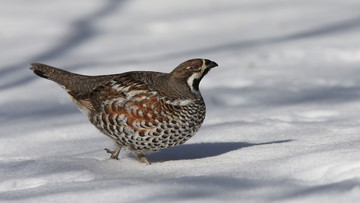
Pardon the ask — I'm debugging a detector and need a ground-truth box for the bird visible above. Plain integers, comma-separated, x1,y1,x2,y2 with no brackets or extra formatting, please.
30,58,218,165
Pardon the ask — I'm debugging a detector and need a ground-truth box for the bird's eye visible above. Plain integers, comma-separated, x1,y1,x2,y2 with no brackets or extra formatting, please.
188,64,201,71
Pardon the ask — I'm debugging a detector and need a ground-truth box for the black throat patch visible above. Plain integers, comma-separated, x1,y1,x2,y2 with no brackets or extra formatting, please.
191,68,210,92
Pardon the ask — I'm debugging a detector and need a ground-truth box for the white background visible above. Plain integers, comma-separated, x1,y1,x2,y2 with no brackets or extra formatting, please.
1,0,360,202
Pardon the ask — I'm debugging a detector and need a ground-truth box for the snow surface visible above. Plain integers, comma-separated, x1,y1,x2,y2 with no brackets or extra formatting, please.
1,0,360,202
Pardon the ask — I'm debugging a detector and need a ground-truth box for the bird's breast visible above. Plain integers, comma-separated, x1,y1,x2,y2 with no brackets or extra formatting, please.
90,90,206,152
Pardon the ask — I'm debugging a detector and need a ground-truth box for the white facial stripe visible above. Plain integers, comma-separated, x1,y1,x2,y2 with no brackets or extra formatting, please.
187,72,201,93
202,59,207,70
186,60,208,93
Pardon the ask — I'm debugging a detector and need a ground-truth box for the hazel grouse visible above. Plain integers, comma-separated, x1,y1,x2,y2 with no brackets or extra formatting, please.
30,59,218,164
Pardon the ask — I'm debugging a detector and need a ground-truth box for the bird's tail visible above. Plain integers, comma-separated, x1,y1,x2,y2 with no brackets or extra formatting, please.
30,63,82,87
30,63,90,89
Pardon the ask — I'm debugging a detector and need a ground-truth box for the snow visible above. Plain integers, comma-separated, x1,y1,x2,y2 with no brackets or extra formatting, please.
1,0,360,202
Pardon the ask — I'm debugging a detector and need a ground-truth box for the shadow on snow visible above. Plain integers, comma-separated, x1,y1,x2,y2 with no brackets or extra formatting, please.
148,139,293,162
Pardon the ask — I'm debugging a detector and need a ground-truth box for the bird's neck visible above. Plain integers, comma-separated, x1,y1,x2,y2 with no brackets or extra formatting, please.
167,76,202,99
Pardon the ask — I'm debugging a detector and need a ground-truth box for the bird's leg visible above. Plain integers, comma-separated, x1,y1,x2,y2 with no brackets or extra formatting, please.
135,153,151,165
104,144,122,160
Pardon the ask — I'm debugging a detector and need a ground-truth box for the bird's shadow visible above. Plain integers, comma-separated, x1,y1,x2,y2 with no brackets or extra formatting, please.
148,139,293,162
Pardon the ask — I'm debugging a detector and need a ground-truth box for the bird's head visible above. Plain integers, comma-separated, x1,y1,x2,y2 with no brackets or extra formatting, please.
169,58,218,94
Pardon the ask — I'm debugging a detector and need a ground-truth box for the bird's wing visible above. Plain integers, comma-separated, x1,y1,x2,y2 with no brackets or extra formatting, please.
102,75,169,135
86,72,152,111
71,72,168,134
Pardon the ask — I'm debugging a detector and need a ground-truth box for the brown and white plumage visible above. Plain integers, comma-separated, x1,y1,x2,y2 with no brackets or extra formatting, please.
30,59,218,164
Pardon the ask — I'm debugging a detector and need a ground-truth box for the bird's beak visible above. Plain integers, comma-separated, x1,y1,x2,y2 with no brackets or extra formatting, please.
205,59,218,69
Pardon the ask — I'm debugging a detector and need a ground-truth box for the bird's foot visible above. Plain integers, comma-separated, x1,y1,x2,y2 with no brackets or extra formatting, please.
136,153,151,165
105,145,122,160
